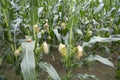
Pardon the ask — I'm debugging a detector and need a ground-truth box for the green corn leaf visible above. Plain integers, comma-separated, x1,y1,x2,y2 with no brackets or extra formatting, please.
75,73,98,80
38,7,44,17
64,31,69,46
87,54,114,68
94,3,104,14
39,62,61,80
0,0,9,9
21,41,37,80
98,27,113,32
104,7,116,18
53,28,62,42
74,28,83,36
83,36,120,47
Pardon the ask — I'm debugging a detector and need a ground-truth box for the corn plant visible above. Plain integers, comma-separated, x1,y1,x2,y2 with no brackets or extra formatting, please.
0,0,120,80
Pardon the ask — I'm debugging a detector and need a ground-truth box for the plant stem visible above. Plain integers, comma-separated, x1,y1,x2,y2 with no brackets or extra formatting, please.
66,0,75,78
3,9,14,64
3,9,14,53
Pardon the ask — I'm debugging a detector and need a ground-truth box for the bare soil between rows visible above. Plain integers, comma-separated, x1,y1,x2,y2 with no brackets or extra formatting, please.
0,49,118,80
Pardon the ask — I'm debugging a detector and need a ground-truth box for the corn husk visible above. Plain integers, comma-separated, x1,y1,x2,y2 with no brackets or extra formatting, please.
44,23,49,31
33,24,39,32
15,50,21,57
58,43,67,56
42,41,49,54
76,45,83,59
61,22,66,29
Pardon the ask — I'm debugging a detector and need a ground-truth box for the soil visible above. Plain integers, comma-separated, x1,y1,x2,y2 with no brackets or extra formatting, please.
41,50,118,80
0,48,118,80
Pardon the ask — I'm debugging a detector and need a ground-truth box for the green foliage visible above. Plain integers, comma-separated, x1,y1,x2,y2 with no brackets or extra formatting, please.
39,62,61,80
21,41,37,80
86,54,114,68
0,0,120,80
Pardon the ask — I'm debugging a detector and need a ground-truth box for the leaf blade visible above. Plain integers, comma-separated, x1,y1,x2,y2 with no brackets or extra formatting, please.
87,55,114,68
39,62,61,80
21,41,37,80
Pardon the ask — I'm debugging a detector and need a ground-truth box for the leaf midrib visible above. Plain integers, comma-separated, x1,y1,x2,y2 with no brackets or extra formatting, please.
26,43,32,80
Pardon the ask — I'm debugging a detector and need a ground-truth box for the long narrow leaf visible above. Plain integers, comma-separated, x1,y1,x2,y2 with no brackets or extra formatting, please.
53,28,62,42
83,36,120,47
39,62,61,80
87,54,114,68
94,3,104,14
21,41,37,80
